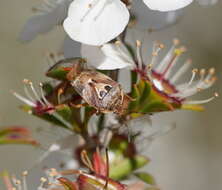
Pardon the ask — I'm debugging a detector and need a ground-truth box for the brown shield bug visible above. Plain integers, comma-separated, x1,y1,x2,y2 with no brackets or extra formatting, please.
47,57,131,115
71,69,131,115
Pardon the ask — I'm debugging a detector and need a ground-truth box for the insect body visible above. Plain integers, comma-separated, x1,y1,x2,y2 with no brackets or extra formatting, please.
47,58,131,114
71,70,129,114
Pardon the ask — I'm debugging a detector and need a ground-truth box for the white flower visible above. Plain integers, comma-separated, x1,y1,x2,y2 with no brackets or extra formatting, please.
63,0,130,46
143,0,193,12
133,39,218,108
81,41,135,69
19,0,72,42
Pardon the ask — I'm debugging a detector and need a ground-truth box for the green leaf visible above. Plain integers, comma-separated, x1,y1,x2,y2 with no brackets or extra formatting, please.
46,57,86,80
56,104,72,122
134,172,156,185
141,100,171,113
127,79,183,115
139,80,151,104
128,84,140,111
109,155,149,180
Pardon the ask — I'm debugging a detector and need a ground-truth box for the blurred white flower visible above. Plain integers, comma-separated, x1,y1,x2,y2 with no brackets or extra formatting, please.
63,0,130,46
19,0,72,42
81,41,135,69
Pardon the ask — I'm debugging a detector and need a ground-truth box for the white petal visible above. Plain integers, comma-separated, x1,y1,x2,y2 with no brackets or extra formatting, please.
143,0,193,11
63,0,129,45
19,0,70,42
81,43,134,70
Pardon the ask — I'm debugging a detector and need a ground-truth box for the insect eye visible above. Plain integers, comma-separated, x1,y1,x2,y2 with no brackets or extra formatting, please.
104,85,112,92
99,90,107,99
91,79,97,83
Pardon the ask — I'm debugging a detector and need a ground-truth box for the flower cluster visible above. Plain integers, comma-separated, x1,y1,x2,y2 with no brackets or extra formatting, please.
1,0,219,190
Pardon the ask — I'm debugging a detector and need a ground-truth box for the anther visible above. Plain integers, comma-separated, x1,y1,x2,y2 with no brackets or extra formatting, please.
200,69,206,76
159,43,165,49
115,40,121,46
136,40,142,47
23,79,31,85
197,88,203,92
192,68,198,73
49,168,58,177
15,180,21,185
173,38,180,46
40,177,47,183
180,46,187,52
147,64,152,70
209,67,215,75
214,92,219,97
22,171,28,176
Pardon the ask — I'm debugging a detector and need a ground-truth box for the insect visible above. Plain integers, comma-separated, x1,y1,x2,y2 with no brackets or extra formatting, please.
71,69,131,115
47,58,131,115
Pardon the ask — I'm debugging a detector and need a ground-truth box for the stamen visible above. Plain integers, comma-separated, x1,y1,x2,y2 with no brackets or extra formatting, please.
39,83,52,106
23,80,35,102
114,40,134,64
24,79,45,106
51,112,73,130
170,59,192,83
155,39,179,72
39,177,47,188
188,68,198,86
173,38,180,46
49,168,58,177
136,40,143,70
162,46,186,79
12,91,36,107
81,150,94,172
185,92,219,104
22,171,28,190
149,42,164,68
199,69,206,79
13,179,22,190
146,64,154,82
205,67,215,81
